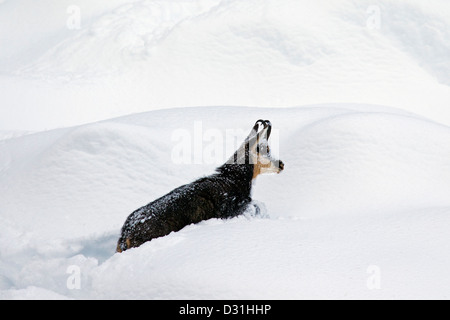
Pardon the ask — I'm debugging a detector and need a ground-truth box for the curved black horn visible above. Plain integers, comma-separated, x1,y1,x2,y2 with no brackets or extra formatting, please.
249,119,272,141
245,119,265,143
264,120,272,138
253,119,265,131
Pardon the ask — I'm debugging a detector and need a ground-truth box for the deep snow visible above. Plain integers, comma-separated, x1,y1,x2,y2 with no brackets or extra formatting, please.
1,105,450,299
1,0,450,130
1,0,450,300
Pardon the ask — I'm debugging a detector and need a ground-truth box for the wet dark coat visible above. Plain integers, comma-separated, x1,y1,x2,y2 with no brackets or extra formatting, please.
116,163,254,252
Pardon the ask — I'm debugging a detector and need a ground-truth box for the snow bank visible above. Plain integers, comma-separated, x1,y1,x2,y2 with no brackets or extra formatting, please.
2,0,450,300
1,0,450,130
261,111,450,218
1,105,450,299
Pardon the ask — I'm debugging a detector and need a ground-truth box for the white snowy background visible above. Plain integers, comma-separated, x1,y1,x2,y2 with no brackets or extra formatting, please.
1,0,450,299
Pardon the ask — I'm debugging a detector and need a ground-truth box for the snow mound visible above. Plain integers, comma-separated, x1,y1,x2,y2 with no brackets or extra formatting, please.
1,105,450,299
1,0,450,130
263,112,450,218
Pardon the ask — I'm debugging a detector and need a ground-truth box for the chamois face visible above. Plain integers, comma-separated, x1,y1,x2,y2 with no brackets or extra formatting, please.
227,120,284,179
252,137,284,179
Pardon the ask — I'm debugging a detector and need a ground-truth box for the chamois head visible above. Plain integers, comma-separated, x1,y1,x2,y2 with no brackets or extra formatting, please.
227,120,284,179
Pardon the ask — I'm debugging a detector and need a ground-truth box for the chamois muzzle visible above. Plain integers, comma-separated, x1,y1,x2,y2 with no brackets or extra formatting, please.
278,160,285,172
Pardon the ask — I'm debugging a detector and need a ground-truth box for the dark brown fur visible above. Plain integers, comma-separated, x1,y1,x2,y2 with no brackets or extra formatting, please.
116,120,283,252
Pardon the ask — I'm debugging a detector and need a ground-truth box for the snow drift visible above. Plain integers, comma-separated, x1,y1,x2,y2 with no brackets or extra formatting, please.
2,0,450,300
1,0,450,130
1,105,450,299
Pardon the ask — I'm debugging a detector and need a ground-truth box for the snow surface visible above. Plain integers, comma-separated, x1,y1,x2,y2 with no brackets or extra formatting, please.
1,0,450,299
1,0,450,130
1,105,450,299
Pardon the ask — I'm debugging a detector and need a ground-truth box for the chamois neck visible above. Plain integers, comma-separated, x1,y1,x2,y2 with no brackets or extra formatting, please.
215,163,254,186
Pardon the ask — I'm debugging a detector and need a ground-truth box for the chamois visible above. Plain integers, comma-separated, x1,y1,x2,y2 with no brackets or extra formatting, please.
116,120,284,252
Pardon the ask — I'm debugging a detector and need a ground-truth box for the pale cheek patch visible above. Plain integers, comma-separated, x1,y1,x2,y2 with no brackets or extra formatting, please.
252,157,280,179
